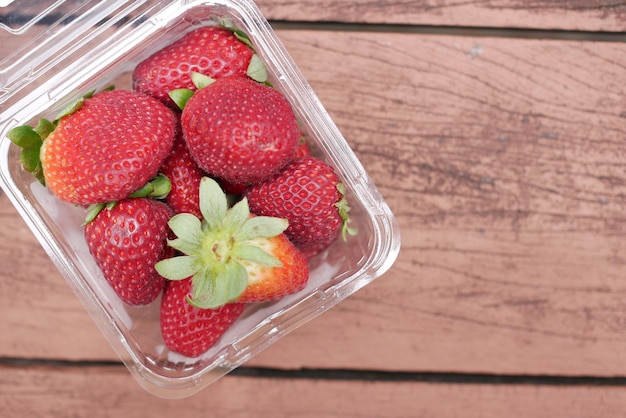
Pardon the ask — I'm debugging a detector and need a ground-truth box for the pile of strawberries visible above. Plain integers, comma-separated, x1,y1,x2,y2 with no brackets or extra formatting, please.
7,24,354,358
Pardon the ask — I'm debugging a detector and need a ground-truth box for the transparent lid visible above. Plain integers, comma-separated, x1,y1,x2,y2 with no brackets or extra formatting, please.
0,0,159,108
0,0,82,33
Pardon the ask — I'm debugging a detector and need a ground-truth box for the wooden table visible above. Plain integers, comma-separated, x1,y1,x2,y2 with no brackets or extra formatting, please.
2,1,626,416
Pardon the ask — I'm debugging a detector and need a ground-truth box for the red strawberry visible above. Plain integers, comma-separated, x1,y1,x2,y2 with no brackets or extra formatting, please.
160,277,245,357
159,131,204,218
133,26,254,108
155,177,309,309
9,89,177,206
245,156,355,258
84,198,175,305
180,76,301,185
217,178,248,196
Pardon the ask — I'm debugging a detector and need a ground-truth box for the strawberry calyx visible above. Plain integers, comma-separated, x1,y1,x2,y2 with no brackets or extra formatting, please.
6,118,54,185
335,182,357,240
246,54,268,84
169,72,216,110
128,173,172,200
155,177,289,309
83,174,172,224
169,88,195,111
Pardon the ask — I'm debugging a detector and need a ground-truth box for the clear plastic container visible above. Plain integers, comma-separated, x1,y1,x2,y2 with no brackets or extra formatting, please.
0,0,401,398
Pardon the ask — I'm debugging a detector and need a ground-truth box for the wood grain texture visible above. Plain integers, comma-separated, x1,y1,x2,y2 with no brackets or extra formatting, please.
0,194,116,360
2,364,626,417
2,30,626,380
253,31,626,375
256,0,626,32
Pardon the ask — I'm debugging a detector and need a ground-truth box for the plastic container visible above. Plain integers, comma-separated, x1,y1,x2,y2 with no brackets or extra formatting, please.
0,0,401,398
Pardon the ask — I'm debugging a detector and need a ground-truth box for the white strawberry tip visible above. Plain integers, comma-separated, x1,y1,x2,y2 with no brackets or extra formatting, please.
155,177,289,309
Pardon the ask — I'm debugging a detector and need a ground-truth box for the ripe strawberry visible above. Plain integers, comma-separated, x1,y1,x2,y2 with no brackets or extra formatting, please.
159,131,204,218
217,178,248,196
84,198,175,305
155,177,309,309
245,156,355,258
8,89,177,206
180,76,301,185
161,277,245,357
133,26,254,108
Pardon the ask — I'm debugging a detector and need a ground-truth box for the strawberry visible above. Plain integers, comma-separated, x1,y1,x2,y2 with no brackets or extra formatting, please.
8,89,177,206
133,26,254,108
159,131,204,218
217,178,248,196
245,156,355,258
160,277,245,357
84,197,175,305
155,177,308,309
178,76,301,186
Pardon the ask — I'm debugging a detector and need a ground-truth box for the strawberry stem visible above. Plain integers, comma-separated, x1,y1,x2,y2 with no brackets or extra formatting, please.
129,173,171,199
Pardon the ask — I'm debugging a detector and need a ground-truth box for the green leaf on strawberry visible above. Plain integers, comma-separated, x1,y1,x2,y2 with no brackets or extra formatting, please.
191,72,216,89
246,54,268,83
336,182,358,239
155,177,289,309
219,17,255,50
169,88,195,111
7,125,41,148
83,174,172,225
129,173,171,200
6,124,45,184
169,72,216,110
34,118,55,139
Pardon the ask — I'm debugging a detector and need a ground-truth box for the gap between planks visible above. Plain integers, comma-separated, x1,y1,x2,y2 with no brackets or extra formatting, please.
269,20,626,43
1,14,626,42
2,357,626,387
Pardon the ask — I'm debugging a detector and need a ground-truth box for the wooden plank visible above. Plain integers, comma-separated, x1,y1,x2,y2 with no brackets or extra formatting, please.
2,31,626,378
247,31,626,376
1,364,626,416
0,194,116,360
257,0,626,32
